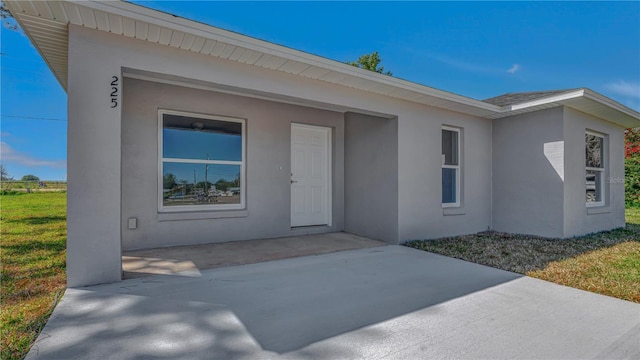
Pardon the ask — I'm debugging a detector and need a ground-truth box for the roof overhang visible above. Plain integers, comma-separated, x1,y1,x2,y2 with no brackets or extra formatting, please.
5,0,640,128
486,89,640,128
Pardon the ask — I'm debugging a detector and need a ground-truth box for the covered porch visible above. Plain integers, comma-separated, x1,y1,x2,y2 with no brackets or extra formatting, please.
122,232,385,279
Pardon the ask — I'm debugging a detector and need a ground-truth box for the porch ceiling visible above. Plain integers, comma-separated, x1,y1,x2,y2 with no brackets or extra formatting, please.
5,0,640,127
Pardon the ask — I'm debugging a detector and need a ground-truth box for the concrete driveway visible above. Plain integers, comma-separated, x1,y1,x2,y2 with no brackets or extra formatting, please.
27,246,639,359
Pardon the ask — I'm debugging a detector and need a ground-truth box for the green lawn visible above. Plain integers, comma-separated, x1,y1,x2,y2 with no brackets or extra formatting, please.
626,207,640,225
528,209,639,302
1,193,67,360
406,208,640,303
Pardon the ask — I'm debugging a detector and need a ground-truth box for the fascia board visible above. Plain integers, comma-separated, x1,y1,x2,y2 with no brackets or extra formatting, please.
507,89,586,111
498,88,640,127
582,89,640,125
73,0,501,113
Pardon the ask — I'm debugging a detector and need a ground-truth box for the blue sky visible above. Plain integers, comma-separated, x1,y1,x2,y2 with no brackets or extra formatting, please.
1,1,639,180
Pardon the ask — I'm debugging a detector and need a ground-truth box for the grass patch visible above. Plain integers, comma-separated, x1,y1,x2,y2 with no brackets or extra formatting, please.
1,193,67,360
626,207,640,226
405,208,640,303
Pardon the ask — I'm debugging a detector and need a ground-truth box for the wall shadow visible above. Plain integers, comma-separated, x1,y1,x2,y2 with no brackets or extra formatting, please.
29,246,521,359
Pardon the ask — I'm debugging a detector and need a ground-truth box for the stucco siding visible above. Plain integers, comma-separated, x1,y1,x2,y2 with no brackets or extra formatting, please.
65,24,411,285
562,107,626,237
68,25,406,119
121,78,345,250
344,113,398,244
492,107,565,238
397,107,493,241
66,24,124,286
64,23,633,288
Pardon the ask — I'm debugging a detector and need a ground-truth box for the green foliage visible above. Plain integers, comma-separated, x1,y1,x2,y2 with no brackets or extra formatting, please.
627,208,640,225
214,179,233,192
625,127,640,157
163,173,177,189
346,51,392,76
1,2,18,30
625,154,640,208
195,181,213,190
21,174,40,182
625,128,640,208
214,174,240,192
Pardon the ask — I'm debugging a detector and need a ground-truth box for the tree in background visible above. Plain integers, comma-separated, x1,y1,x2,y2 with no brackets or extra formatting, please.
0,164,12,181
21,174,40,182
625,128,640,207
163,173,177,190
347,51,392,76
0,2,17,30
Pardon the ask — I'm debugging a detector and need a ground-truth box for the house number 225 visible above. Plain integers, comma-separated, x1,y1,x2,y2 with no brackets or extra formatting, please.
110,76,119,108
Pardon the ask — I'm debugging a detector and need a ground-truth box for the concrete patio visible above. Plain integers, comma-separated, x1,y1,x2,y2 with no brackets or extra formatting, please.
122,232,385,279
28,245,639,359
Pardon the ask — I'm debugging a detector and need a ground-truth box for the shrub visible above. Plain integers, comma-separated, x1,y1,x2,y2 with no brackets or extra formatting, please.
626,128,640,208
626,154,640,208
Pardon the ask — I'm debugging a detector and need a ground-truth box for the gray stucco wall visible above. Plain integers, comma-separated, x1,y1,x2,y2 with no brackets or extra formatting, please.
65,24,631,287
492,107,565,238
562,107,626,237
397,107,493,241
121,78,345,250
66,25,123,287
344,112,398,244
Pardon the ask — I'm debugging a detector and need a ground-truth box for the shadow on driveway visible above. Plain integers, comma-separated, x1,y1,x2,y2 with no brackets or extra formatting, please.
26,246,639,359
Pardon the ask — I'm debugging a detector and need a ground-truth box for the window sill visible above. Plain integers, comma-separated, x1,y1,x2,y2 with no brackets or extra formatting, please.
157,209,248,221
586,206,611,215
443,207,465,216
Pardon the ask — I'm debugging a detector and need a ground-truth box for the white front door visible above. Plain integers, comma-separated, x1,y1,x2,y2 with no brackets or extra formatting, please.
290,123,331,227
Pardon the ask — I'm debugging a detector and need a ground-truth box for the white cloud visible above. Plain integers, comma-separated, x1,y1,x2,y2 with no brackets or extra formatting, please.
605,80,640,99
429,53,494,73
0,142,66,168
507,64,520,74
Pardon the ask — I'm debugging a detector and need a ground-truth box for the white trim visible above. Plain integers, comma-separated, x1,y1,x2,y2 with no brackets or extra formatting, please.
585,131,605,208
442,126,461,208
157,109,246,212
509,89,585,111
586,129,606,138
290,122,332,227
162,158,242,166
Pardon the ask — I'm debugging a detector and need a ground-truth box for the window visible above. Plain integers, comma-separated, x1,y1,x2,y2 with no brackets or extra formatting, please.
442,126,460,207
585,131,604,207
158,110,245,211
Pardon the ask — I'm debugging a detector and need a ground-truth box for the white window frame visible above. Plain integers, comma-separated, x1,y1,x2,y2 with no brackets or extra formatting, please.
442,126,461,208
585,130,605,208
158,109,246,212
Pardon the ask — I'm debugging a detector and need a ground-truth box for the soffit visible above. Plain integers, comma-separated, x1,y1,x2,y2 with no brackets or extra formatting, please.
4,0,499,117
5,0,640,128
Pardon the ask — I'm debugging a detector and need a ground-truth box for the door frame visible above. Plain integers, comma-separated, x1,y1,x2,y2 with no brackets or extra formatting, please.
290,122,332,227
